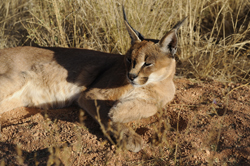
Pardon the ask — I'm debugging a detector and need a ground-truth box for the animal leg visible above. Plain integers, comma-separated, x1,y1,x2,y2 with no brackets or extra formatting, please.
77,93,143,152
108,98,158,123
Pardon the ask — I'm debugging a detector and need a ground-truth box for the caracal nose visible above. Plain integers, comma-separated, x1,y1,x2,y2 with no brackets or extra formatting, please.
128,73,138,81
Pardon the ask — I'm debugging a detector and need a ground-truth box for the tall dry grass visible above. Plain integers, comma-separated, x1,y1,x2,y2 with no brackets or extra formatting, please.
0,0,250,83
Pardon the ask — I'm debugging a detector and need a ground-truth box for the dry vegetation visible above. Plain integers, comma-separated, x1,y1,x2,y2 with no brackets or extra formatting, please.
0,0,250,165
1,0,250,83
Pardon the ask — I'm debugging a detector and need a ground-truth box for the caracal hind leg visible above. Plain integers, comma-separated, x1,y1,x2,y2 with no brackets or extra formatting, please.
0,98,24,114
77,94,143,152
0,72,26,114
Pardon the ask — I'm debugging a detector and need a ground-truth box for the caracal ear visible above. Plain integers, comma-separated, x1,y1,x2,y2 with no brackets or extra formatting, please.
122,6,144,45
158,17,187,57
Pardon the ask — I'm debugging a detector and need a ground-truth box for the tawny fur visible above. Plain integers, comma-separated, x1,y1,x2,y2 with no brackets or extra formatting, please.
0,11,186,152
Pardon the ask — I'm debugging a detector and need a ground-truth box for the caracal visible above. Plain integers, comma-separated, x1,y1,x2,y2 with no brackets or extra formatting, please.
0,7,186,152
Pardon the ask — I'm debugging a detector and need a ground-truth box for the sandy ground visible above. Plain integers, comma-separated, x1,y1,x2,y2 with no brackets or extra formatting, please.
0,78,250,166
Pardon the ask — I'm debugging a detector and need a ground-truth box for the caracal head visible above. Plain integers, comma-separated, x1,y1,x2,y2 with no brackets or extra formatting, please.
123,7,187,87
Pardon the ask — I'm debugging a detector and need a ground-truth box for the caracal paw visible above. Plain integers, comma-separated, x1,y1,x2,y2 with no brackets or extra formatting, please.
120,129,143,152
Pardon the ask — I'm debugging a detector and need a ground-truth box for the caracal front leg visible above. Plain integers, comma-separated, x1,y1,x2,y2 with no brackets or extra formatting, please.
109,98,158,123
77,92,143,152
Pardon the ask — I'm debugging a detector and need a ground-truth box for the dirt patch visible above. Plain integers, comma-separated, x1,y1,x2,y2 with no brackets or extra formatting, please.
0,78,250,165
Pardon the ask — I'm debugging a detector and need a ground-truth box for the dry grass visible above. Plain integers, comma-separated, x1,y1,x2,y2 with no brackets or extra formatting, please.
1,0,250,83
0,0,250,165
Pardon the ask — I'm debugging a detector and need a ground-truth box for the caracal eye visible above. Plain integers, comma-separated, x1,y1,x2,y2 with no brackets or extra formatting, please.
144,62,153,67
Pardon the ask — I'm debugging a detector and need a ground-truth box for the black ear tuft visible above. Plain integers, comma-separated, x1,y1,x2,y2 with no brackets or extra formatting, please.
172,17,188,30
122,6,144,45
